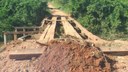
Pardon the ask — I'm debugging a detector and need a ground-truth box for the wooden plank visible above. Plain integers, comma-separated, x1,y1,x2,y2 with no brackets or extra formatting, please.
14,26,40,29
100,46,128,55
38,24,51,42
63,17,77,37
103,50,128,53
48,17,57,40
103,50,128,55
14,29,17,41
68,17,103,41
62,17,78,36
61,17,82,39
61,17,70,35
4,31,39,34
43,17,57,43
9,48,44,60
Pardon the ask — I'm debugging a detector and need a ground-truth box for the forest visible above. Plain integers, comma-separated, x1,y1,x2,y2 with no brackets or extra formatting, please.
0,0,128,41
0,0,50,41
50,0,128,40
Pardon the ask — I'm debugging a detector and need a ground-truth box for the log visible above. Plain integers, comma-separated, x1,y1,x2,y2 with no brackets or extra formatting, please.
68,17,105,42
9,48,44,60
18,35,31,41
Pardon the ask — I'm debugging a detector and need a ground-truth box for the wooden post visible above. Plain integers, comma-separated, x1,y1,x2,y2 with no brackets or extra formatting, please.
14,28,17,41
23,28,25,36
4,33,7,45
33,28,36,31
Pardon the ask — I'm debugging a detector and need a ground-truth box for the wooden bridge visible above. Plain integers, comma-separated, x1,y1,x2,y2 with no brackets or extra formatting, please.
4,15,102,45
3,15,128,59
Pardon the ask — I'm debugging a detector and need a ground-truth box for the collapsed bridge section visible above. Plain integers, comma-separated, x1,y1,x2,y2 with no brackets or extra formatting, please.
37,15,104,44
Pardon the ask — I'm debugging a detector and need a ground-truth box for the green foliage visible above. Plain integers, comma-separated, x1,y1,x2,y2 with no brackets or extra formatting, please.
0,0,50,41
51,0,128,40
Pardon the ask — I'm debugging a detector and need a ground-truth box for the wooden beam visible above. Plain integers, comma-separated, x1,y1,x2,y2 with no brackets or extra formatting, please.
9,48,44,60
43,17,57,43
14,26,40,30
37,17,57,44
61,17,82,39
23,28,25,36
44,19,65,22
14,28,17,41
103,50,128,55
68,17,104,41
4,31,39,34
61,17,70,35
100,46,128,55
4,33,7,45
38,24,51,43
103,50,128,53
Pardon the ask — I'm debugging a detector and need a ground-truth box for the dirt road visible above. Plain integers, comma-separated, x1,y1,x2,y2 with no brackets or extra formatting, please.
48,3,69,16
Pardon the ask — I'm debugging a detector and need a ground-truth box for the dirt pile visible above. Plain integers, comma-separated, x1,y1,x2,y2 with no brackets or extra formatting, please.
0,40,43,72
0,38,112,72
34,38,111,72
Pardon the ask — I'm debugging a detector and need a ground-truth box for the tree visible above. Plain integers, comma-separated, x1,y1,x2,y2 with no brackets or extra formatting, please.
50,0,128,39
0,0,50,41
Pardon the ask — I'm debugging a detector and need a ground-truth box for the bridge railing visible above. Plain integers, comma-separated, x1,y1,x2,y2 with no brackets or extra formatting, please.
3,26,40,45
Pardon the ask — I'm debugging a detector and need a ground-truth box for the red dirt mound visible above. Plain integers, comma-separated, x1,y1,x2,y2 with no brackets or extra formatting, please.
34,39,111,72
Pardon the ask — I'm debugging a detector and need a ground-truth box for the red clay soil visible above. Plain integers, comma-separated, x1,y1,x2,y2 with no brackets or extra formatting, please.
34,38,111,72
0,38,111,72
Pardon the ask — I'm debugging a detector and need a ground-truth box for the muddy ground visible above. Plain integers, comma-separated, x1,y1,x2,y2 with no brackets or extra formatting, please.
34,39,111,72
0,38,111,72
0,38,128,72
